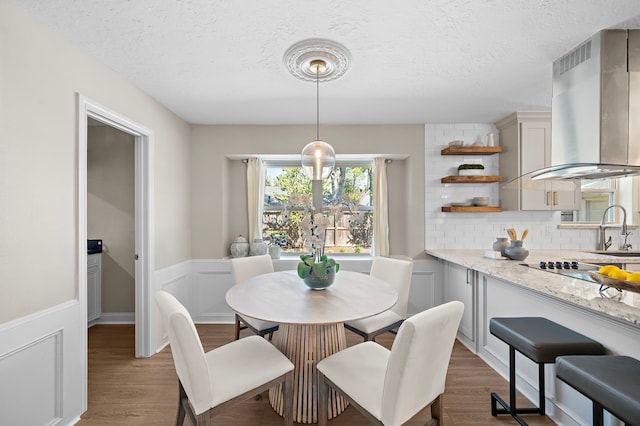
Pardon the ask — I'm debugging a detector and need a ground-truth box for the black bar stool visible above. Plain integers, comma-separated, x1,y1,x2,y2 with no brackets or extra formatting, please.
556,355,640,426
489,317,605,426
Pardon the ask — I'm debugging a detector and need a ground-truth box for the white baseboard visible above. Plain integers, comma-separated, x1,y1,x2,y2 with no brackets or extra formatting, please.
94,312,135,324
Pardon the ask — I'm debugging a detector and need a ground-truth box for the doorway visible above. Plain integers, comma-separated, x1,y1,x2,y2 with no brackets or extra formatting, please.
87,118,136,324
77,96,155,400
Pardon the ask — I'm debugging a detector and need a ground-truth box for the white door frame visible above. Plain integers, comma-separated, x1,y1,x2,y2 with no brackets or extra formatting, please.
77,94,155,403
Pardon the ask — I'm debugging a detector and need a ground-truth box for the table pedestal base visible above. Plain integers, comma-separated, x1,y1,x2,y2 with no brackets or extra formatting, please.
269,323,348,423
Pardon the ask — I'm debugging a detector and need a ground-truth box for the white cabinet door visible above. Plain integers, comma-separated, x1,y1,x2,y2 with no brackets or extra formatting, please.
87,254,101,325
549,180,581,210
444,262,475,349
498,112,579,211
520,121,552,210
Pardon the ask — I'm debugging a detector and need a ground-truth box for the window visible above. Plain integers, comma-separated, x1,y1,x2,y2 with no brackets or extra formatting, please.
263,162,373,254
561,179,616,222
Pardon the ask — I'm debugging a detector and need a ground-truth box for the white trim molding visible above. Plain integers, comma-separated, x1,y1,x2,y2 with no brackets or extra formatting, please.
78,94,155,360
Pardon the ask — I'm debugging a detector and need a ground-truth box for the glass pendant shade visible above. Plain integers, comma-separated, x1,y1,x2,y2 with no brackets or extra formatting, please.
301,140,335,180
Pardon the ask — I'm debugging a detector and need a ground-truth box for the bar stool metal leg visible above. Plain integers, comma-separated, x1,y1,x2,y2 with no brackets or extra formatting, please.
538,361,545,415
593,401,604,426
509,346,517,415
490,345,545,426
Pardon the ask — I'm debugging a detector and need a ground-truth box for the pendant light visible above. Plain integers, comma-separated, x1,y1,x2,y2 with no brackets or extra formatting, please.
301,59,335,181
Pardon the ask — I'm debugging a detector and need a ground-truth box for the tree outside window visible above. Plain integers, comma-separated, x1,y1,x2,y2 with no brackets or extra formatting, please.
263,164,373,254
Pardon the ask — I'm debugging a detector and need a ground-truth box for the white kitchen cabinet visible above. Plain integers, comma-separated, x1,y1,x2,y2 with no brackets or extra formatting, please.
443,261,475,351
496,112,579,211
87,253,102,326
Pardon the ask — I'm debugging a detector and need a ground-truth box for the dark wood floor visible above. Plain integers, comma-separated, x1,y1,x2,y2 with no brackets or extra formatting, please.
79,324,555,425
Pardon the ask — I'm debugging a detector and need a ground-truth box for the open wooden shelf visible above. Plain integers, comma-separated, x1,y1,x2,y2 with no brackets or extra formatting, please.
441,206,502,213
441,146,502,155
441,175,502,183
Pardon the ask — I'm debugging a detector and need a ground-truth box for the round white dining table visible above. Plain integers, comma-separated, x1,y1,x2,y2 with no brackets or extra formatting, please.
225,269,398,424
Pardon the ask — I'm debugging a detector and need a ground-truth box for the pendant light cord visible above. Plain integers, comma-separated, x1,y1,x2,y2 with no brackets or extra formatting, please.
316,64,320,141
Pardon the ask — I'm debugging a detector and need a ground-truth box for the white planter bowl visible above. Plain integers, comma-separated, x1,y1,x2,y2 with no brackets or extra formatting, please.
458,169,484,176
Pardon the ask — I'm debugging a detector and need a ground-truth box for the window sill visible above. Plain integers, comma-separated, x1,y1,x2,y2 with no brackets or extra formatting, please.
274,253,373,260
558,223,639,230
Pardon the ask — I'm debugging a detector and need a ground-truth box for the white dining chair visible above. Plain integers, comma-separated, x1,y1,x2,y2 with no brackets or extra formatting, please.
155,291,294,426
344,256,413,341
318,301,463,426
230,254,279,340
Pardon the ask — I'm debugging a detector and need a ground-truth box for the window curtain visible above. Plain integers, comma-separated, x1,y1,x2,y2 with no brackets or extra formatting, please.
373,158,389,256
247,158,265,243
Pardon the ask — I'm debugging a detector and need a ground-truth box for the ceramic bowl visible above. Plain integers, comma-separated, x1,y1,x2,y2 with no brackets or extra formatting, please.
448,140,463,147
472,197,489,206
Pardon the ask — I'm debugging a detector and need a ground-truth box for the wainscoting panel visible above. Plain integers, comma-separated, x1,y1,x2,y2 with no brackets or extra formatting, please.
152,257,444,352
0,330,61,425
192,260,234,324
0,300,84,426
408,260,443,316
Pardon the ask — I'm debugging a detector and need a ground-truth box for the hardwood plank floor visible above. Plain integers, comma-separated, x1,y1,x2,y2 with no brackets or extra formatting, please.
79,325,555,425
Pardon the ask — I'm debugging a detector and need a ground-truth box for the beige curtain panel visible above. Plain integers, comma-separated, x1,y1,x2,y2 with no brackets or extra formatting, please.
373,158,389,256
247,158,265,243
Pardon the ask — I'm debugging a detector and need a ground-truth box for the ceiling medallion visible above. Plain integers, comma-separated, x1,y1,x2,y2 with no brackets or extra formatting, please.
284,38,351,82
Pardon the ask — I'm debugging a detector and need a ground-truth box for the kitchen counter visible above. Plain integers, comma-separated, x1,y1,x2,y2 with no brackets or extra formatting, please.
426,249,640,328
428,249,640,425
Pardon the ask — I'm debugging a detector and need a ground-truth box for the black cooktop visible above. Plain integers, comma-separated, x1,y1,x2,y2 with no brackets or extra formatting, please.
520,260,600,284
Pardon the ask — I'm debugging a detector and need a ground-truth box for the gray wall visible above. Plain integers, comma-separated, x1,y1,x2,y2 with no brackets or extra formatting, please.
0,2,191,324
190,125,427,259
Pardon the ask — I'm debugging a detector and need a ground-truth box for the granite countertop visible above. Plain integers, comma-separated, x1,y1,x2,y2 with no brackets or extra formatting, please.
425,249,640,327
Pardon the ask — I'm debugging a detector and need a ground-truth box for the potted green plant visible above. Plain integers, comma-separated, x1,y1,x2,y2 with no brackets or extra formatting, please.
297,254,340,290
458,163,485,176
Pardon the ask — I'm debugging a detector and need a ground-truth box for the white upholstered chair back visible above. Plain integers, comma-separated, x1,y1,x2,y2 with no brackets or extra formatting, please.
381,301,464,426
231,254,274,284
370,257,413,317
156,291,212,415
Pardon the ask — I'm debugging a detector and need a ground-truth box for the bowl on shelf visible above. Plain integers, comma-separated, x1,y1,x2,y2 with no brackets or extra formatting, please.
472,197,490,206
458,163,485,176
448,140,464,147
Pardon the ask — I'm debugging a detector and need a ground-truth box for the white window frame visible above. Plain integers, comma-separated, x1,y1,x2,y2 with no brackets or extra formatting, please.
262,159,374,255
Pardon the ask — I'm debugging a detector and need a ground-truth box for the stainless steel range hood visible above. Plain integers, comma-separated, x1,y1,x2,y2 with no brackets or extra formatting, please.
531,29,640,180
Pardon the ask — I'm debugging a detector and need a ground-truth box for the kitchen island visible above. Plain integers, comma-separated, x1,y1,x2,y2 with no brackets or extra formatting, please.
426,249,640,426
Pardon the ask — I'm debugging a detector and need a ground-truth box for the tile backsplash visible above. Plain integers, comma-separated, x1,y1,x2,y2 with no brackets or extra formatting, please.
424,123,638,251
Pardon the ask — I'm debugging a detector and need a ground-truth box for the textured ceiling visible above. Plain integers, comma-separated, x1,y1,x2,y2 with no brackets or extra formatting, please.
10,0,640,125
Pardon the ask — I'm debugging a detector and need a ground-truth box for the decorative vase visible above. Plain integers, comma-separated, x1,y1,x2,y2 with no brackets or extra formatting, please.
303,267,336,290
493,237,510,257
269,245,281,259
249,238,268,256
230,235,249,258
505,240,529,261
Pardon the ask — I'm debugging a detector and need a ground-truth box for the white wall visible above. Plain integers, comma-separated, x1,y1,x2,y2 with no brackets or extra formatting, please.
424,123,640,250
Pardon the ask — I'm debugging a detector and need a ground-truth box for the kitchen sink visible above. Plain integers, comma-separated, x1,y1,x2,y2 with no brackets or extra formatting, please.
583,251,640,258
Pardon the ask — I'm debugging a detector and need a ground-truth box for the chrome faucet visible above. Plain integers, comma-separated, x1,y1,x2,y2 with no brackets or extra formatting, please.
599,204,629,251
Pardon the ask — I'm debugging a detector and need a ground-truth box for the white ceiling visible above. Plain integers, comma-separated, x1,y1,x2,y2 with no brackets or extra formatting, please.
10,0,640,125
